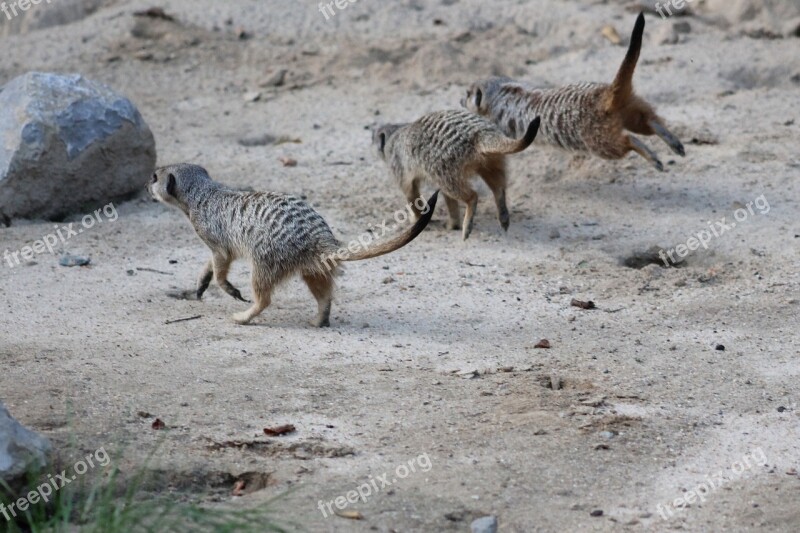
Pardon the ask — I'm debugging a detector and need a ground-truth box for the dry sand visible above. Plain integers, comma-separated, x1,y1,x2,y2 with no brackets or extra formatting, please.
1,0,799,531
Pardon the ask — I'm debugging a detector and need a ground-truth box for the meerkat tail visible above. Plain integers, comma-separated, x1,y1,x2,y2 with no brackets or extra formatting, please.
605,12,645,112
339,191,440,262
480,117,541,155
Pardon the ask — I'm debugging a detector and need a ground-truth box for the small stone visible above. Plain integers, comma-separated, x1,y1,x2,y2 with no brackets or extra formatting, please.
673,21,691,34
59,254,91,267
599,431,615,439
715,344,726,351
590,509,604,517
260,68,288,87
470,516,498,533
243,91,262,102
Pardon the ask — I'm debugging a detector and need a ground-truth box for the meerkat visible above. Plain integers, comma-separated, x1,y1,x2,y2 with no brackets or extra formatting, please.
462,13,684,171
373,109,540,240
148,164,438,327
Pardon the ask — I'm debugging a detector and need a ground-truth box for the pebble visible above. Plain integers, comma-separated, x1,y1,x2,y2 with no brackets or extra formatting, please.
59,254,91,267
471,516,498,533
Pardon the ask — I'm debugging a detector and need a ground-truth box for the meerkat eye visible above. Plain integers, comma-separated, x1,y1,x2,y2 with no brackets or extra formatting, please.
474,89,483,108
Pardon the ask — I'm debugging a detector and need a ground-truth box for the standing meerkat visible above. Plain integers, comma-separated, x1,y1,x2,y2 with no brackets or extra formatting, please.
462,13,684,171
148,164,438,327
373,109,540,240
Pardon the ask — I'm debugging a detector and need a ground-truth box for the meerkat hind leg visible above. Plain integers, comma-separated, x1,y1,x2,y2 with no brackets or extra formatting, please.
213,253,250,303
460,189,479,240
628,135,664,172
303,272,334,328
477,158,510,231
444,195,461,230
649,120,685,157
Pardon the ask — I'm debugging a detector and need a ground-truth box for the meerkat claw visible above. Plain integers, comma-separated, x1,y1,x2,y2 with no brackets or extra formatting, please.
220,282,249,302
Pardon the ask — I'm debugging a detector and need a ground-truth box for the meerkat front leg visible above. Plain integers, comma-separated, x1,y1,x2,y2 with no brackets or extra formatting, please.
232,268,272,325
213,252,250,302
628,135,664,172
196,259,214,300
444,195,461,230
402,179,423,220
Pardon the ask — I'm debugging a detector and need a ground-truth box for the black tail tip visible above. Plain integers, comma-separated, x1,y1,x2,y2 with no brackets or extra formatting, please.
428,190,440,210
635,11,645,32
523,116,541,146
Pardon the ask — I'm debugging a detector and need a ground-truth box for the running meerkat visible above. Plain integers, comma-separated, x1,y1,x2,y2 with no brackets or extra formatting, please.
373,109,540,240
462,13,684,171
148,164,438,327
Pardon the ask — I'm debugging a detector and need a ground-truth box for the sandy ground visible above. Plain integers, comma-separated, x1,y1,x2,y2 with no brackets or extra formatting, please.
1,0,799,531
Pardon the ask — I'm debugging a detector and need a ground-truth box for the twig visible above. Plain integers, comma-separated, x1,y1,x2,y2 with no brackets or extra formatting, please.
165,315,202,325
137,267,173,275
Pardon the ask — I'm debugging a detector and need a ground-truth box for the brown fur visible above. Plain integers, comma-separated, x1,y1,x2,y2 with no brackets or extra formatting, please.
462,13,684,172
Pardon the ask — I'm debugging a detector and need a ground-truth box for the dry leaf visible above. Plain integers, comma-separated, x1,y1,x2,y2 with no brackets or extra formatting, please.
535,339,551,349
571,299,596,310
152,418,166,430
602,25,621,45
232,479,246,496
334,510,364,520
279,157,298,167
264,424,296,437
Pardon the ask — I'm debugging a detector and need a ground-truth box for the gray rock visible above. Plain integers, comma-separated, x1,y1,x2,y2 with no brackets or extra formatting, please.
0,0,105,38
0,402,51,488
471,516,498,533
0,72,156,221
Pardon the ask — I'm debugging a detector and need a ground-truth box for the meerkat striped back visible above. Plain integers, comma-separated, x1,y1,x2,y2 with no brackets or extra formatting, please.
405,110,494,176
487,82,605,152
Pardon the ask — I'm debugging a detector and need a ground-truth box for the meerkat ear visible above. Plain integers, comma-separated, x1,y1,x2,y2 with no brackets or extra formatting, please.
378,132,387,155
166,173,177,197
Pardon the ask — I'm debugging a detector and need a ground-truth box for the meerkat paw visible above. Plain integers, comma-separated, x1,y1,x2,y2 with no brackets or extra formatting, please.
313,317,331,328
446,219,462,231
220,281,250,303
232,312,254,325
498,211,510,232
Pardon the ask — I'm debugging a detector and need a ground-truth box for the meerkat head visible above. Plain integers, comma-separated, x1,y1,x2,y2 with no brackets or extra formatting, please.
148,163,213,212
372,123,406,160
462,77,511,115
